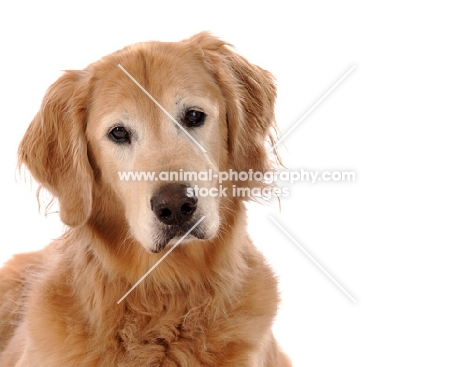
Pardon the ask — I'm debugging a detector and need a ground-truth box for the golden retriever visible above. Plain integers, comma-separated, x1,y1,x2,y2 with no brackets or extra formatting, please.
0,32,291,366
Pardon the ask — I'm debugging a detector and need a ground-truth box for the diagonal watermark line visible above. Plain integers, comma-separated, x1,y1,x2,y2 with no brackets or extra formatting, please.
117,215,206,304
269,216,357,303
269,65,356,152
118,64,207,153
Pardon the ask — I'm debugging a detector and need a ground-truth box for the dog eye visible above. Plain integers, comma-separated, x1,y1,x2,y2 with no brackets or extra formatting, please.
108,126,131,144
184,110,205,127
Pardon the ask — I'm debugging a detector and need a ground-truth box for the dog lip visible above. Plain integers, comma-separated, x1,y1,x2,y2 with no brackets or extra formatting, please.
149,236,188,254
152,224,208,253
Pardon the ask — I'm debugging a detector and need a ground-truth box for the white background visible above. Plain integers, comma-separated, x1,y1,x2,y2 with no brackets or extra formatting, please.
1,1,467,366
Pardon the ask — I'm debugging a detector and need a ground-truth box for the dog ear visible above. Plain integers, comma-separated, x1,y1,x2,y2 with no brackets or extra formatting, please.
191,32,279,188
18,70,93,227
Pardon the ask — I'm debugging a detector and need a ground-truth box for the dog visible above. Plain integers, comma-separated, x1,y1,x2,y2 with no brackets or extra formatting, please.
0,32,292,366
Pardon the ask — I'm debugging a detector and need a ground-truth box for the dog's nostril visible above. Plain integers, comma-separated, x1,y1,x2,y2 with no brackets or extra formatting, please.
181,201,196,216
158,208,172,220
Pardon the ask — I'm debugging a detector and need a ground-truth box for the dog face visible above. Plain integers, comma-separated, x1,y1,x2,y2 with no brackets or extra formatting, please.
18,32,277,253
86,47,226,252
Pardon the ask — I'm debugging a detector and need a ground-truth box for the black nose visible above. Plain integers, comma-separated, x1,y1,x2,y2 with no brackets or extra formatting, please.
150,184,197,226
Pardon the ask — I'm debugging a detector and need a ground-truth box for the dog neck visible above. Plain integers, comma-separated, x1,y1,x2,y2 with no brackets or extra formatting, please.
70,195,248,297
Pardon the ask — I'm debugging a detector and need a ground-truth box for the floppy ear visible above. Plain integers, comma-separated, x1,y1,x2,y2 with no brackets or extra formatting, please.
191,32,278,187
18,70,93,227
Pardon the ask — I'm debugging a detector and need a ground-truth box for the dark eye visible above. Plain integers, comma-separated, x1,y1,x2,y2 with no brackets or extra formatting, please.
108,126,131,144
184,109,205,127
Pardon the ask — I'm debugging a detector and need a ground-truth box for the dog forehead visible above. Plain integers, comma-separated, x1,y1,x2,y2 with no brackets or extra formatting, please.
96,42,213,87
87,42,222,116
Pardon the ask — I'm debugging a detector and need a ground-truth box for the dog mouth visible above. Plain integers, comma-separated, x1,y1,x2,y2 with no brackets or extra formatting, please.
151,221,208,253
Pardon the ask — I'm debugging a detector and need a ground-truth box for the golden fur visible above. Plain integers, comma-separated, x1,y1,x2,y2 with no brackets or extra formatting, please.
0,32,291,366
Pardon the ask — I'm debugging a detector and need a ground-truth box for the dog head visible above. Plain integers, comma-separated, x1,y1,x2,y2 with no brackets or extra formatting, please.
18,32,277,253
